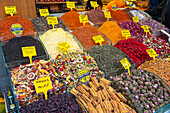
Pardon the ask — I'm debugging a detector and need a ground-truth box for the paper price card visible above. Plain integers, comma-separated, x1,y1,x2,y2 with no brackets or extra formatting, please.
92,35,104,46
78,69,90,83
34,76,53,100
10,24,23,37
120,58,131,76
22,46,37,64
66,2,75,10
5,6,17,16
39,9,49,17
141,25,151,36
146,49,158,61
90,1,98,9
57,42,71,52
79,15,88,26
129,2,133,8
47,17,58,29
121,29,131,39
112,4,117,11
132,16,139,23
104,11,111,21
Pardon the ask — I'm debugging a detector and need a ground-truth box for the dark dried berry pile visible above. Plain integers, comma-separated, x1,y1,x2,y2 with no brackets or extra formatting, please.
20,94,83,113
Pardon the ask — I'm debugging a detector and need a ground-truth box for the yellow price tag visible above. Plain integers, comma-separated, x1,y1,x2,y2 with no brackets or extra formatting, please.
90,1,98,9
11,24,23,36
141,25,151,36
22,46,37,64
120,58,131,76
121,29,131,39
104,11,111,21
57,42,71,52
5,6,17,16
79,15,88,26
66,2,75,10
132,16,139,23
92,35,104,46
112,4,117,11
78,69,90,83
39,9,49,17
34,76,53,100
129,2,133,8
146,49,158,61
47,17,58,29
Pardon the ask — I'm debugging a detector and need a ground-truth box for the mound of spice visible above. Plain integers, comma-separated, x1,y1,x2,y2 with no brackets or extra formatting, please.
109,10,131,24
20,94,83,113
114,38,151,65
32,16,69,35
60,10,90,30
98,21,125,44
71,77,137,113
2,36,47,65
135,35,170,58
106,0,125,10
139,18,169,35
40,28,83,59
110,69,170,113
138,58,170,87
85,9,113,28
72,25,110,51
119,21,145,38
54,51,104,91
0,16,36,42
87,45,133,74
10,60,65,106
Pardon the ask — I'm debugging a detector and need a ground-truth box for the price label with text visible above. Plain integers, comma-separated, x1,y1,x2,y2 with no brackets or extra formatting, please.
90,1,98,8
11,24,23,37
129,2,133,8
120,58,131,76
79,15,88,23
22,46,37,64
34,76,53,100
146,49,158,61
78,69,90,83
5,6,17,16
112,4,117,11
92,35,104,46
66,2,75,9
132,16,139,23
121,29,131,39
58,42,71,52
141,25,151,35
39,9,49,17
104,11,111,19
47,17,58,29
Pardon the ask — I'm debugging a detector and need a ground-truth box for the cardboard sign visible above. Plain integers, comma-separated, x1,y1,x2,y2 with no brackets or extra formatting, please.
121,29,131,39
57,42,71,52
5,6,17,16
92,35,104,46
79,15,88,26
112,4,117,11
104,11,111,21
10,24,23,37
141,25,151,36
146,49,158,61
39,9,49,17
120,58,131,76
78,69,90,83
66,2,75,10
90,1,98,9
132,16,139,23
22,46,37,64
47,17,58,29
34,76,53,100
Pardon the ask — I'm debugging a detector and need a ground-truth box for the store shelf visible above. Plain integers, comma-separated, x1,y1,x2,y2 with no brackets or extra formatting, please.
36,2,77,5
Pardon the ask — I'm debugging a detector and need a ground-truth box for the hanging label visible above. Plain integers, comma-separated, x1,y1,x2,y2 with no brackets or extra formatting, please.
22,46,37,64
90,1,98,9
78,69,90,83
141,25,151,36
34,76,53,100
128,2,133,8
79,15,88,26
47,17,58,29
5,6,17,16
121,29,131,39
132,16,139,23
92,35,104,46
57,42,71,52
104,11,111,21
10,24,23,37
112,4,117,11
39,9,49,17
120,58,131,76
66,2,75,10
146,49,158,61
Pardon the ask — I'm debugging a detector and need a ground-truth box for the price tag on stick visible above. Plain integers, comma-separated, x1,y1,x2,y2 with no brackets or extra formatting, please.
78,69,90,83
121,29,131,39
57,42,71,53
90,1,98,9
34,76,53,100
79,15,88,26
39,9,49,17
129,2,133,8
141,25,151,36
132,16,139,23
5,6,17,16
66,2,75,10
92,35,104,46
104,11,111,21
47,17,58,29
120,58,131,76
22,46,37,64
146,49,158,61
112,4,117,11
